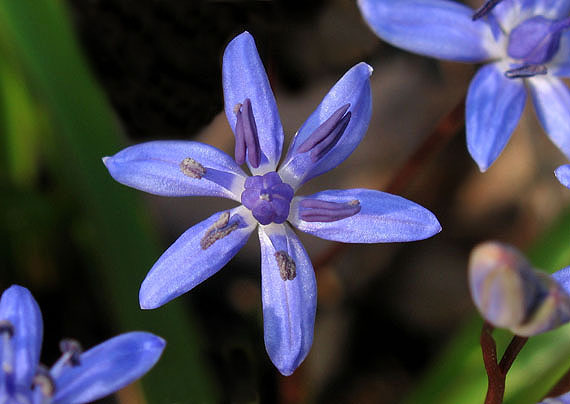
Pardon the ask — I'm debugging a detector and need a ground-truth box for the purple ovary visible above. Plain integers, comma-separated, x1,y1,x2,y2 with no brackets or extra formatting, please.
241,172,294,225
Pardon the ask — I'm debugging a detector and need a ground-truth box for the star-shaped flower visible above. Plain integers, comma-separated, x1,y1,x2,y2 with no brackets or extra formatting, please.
103,31,441,375
0,285,164,404
357,0,570,171
556,164,570,188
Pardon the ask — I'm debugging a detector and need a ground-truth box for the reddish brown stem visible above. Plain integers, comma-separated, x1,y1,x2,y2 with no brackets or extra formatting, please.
481,322,528,404
313,96,466,270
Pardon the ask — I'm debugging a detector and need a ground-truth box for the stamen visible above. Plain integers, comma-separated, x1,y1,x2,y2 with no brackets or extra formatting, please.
32,366,55,398
200,212,240,250
233,98,261,168
299,198,361,222
274,251,296,281
297,104,351,162
50,339,82,378
180,157,206,179
504,64,548,79
472,0,503,20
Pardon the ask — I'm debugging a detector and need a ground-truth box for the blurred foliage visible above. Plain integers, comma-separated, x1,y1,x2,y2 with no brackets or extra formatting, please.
404,209,570,404
0,0,217,402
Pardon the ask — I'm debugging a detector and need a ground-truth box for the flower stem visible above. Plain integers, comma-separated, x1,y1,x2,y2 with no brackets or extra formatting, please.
481,322,528,404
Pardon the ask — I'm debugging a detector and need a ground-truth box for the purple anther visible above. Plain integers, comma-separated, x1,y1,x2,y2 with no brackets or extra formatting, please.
472,0,503,21
241,172,294,225
508,16,569,65
59,339,82,366
297,104,351,162
299,198,361,222
234,98,261,168
505,64,548,79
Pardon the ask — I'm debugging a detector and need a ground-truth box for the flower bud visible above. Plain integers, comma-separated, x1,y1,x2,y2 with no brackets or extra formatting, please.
469,242,570,336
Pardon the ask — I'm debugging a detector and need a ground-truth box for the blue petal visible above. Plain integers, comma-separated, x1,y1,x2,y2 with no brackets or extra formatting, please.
139,207,256,309
550,31,570,77
0,285,43,391
552,266,570,294
279,63,372,189
289,189,441,242
258,224,316,376
53,332,165,404
490,0,535,32
555,165,570,189
466,63,526,171
103,141,247,201
528,75,570,159
531,0,570,19
356,0,498,62
223,31,284,175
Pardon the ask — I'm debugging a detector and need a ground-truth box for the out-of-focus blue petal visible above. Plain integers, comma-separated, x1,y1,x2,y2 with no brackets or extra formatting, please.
539,391,570,404
0,285,43,391
555,165,570,189
258,224,316,376
466,63,526,171
103,141,247,201
532,0,570,19
528,75,570,159
53,332,165,404
223,31,284,174
289,189,441,242
139,206,256,309
550,31,570,77
490,0,535,32
553,266,570,294
356,0,499,62
279,63,372,189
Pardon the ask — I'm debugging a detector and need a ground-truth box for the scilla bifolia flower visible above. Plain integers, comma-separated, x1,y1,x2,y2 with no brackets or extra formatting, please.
556,164,570,188
0,285,164,404
357,0,570,171
103,31,441,375
469,242,570,336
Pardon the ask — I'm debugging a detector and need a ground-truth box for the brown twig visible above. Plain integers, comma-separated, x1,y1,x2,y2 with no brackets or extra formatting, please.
313,96,466,270
480,322,528,404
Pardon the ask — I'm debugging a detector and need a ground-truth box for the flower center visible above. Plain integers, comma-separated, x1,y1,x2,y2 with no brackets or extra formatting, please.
241,172,294,225
507,16,569,66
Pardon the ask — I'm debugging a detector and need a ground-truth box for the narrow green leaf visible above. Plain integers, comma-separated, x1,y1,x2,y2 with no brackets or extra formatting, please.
0,1,219,402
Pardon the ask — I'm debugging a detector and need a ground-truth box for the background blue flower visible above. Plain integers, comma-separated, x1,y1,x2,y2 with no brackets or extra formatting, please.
357,0,570,171
0,285,164,404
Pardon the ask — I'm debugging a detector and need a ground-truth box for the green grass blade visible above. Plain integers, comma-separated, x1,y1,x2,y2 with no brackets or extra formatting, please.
0,1,219,402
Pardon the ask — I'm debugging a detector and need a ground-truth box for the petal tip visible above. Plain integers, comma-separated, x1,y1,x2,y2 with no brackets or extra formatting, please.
102,156,111,167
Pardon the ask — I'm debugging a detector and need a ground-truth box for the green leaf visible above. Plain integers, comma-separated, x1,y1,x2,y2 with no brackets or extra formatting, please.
0,0,219,402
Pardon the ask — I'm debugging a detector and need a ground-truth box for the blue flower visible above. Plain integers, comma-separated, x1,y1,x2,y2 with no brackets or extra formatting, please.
556,164,570,188
357,0,570,171
0,285,165,404
469,242,570,336
103,31,441,375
